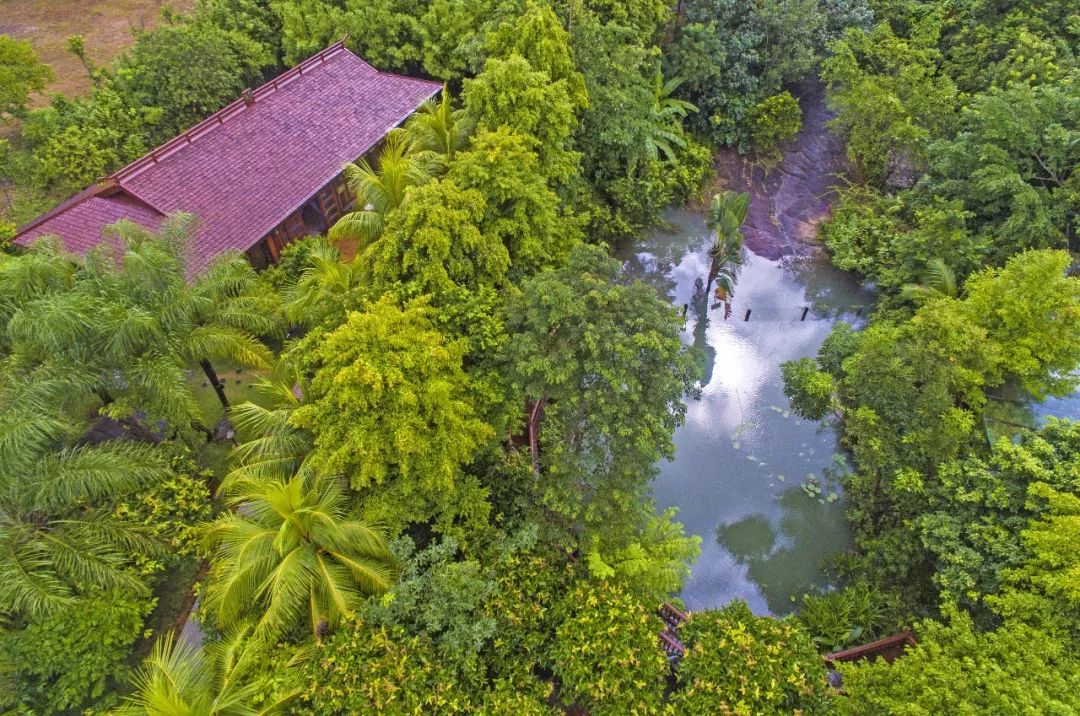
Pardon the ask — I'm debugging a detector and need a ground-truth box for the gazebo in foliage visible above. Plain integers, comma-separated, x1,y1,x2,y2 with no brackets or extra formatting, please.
13,42,441,273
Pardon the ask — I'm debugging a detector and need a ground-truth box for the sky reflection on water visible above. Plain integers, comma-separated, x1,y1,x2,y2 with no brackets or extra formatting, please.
620,208,873,614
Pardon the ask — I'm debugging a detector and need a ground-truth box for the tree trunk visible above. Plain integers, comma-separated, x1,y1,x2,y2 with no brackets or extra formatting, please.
527,398,545,476
95,387,114,406
705,257,718,298
200,359,229,409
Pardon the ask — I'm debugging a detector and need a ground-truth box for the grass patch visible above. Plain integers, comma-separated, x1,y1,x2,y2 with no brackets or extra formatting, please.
187,360,275,427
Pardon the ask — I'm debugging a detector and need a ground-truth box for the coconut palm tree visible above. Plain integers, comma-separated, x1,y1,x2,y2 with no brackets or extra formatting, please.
203,474,395,640
328,132,430,246
0,374,168,617
281,238,364,329
900,258,958,304
705,191,749,308
402,88,473,172
116,627,297,715
640,67,698,167
219,375,315,497
94,213,285,413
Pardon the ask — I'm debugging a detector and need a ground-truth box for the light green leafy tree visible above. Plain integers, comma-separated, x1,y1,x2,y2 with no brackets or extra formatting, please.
484,0,588,110
449,126,581,279
364,177,509,300
0,34,54,121
748,90,802,162
290,297,493,530
463,53,580,184
962,249,1080,400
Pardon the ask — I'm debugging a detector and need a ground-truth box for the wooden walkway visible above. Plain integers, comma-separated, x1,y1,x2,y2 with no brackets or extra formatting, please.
658,602,689,659
825,630,917,665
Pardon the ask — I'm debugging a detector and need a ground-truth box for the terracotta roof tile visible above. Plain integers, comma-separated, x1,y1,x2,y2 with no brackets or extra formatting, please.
16,191,164,253
14,43,440,274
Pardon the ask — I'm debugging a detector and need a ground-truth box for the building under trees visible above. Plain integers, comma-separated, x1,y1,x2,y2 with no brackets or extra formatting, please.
11,41,439,273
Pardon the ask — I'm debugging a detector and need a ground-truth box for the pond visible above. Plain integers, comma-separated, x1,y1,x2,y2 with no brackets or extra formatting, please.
620,207,874,614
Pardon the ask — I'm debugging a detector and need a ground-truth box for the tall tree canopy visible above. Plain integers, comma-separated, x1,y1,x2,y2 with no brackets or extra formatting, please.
505,244,699,543
291,297,493,530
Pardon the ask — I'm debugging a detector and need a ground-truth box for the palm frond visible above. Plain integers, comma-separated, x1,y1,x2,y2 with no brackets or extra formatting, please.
183,326,274,370
31,441,167,509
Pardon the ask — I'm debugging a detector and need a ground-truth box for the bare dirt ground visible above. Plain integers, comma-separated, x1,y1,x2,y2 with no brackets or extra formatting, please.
714,81,849,259
1,0,196,103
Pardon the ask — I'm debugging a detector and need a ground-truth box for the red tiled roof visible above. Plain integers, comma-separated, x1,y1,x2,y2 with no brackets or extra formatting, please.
15,185,165,253
14,42,441,273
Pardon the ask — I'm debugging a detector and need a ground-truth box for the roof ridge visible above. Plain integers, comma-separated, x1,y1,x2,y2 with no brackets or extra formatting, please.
112,40,353,184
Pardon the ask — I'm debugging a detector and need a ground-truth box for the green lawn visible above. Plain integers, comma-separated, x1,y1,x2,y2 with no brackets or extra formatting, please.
186,360,276,427
187,359,279,478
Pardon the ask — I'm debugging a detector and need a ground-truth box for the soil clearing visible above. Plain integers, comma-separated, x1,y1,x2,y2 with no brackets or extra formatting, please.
1,0,196,103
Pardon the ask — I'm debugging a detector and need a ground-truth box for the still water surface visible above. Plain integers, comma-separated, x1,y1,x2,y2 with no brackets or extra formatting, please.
621,208,874,615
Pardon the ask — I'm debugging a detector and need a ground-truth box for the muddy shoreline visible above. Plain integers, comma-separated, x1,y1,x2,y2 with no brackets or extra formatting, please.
713,81,848,260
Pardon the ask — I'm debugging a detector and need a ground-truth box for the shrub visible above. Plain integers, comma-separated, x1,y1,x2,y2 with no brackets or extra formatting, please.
110,448,214,569
797,584,897,652
749,91,803,160
0,590,154,713
670,601,831,715
550,581,669,715
837,611,1080,714
297,622,475,714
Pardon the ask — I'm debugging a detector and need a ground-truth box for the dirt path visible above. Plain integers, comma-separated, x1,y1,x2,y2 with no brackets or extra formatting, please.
1,0,195,103
714,81,848,259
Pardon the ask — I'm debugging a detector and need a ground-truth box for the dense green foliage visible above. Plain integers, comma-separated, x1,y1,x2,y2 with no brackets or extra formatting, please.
0,589,152,713
770,1,1080,709
785,251,1080,611
670,0,870,149
836,610,1080,715
820,3,1079,290
4,0,1080,710
506,244,699,544
670,602,829,714
0,35,53,121
551,582,669,715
